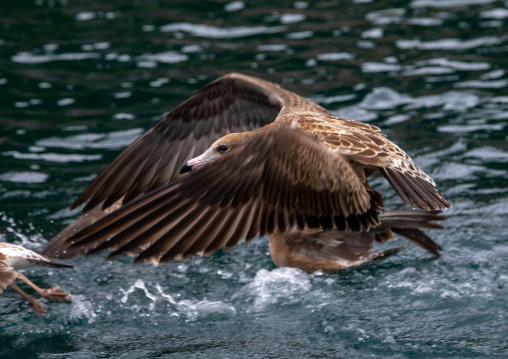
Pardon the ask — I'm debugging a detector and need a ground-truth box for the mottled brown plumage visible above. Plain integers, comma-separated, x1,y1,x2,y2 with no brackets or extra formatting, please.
0,243,74,314
43,73,450,266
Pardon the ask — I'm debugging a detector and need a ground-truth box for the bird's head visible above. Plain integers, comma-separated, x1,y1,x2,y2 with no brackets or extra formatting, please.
180,132,254,173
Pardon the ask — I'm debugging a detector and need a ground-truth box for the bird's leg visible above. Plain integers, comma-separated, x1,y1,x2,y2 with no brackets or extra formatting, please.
10,282,47,314
16,273,72,301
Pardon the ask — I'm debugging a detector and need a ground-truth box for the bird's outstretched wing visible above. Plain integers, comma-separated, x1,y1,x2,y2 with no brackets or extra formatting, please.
295,114,451,210
66,127,383,265
72,73,326,212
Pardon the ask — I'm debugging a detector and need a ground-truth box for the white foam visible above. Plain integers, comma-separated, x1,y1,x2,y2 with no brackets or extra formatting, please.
406,91,480,111
333,106,378,122
181,45,202,53
362,28,383,39
481,8,508,19
14,101,29,108
317,52,355,61
294,2,309,9
113,112,136,120
2,151,101,163
142,25,155,32
415,57,490,71
480,69,505,80
308,94,357,105
464,146,508,162
12,52,100,64
361,62,402,73
454,80,508,89
176,299,237,321
75,12,95,21
238,267,311,312
257,44,288,52
384,114,411,125
411,0,495,7
397,36,504,50
433,162,486,180
113,91,131,99
57,98,75,106
280,14,306,24
159,22,287,39
154,283,236,321
69,295,97,323
0,171,49,183
366,8,406,25
403,66,455,76
360,87,411,110
438,123,504,133
405,17,443,26
120,279,158,303
36,128,143,150
286,30,313,39
137,51,188,64
224,1,244,12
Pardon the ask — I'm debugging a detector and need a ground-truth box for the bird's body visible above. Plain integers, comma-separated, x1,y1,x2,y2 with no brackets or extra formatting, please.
40,73,450,270
0,242,74,270
0,242,74,314
269,210,445,273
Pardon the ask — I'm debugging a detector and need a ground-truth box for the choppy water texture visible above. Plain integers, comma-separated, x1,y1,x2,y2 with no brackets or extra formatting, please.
1,0,507,358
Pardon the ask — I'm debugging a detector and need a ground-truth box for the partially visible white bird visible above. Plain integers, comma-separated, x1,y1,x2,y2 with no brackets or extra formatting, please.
0,242,74,314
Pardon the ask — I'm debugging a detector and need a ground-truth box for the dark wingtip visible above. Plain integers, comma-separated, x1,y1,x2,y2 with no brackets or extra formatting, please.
370,245,409,262
57,263,77,269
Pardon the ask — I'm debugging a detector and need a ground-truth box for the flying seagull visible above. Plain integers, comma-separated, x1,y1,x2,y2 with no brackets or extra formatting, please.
0,242,74,314
41,73,450,269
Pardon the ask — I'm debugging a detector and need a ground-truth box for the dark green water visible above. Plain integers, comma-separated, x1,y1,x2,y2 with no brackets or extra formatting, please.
1,0,507,358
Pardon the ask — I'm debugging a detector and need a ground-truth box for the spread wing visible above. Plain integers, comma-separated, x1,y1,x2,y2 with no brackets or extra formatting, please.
295,114,451,210
41,202,121,259
65,127,383,265
72,73,298,212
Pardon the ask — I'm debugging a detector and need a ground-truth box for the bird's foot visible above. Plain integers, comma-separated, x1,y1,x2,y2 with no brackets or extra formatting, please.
42,286,72,301
27,296,48,314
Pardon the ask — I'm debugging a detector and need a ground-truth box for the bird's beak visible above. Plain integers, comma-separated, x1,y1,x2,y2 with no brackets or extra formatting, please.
180,154,208,174
180,162,192,174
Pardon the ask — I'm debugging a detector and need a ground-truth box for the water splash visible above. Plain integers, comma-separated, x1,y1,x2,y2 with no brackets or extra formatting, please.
234,267,312,313
68,295,97,324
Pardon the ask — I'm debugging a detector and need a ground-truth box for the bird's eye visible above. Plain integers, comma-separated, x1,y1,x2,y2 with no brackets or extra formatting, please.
218,144,229,152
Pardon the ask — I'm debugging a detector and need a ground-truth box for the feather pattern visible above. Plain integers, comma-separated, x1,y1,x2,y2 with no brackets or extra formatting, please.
40,73,451,266
66,127,384,264
70,73,449,214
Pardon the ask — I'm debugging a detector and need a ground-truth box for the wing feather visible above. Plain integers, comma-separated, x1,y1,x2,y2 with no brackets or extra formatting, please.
300,116,450,210
66,127,383,264
72,73,288,212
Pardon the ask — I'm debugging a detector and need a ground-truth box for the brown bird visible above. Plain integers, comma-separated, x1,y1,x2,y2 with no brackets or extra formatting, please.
269,210,445,273
0,242,74,314
41,73,450,269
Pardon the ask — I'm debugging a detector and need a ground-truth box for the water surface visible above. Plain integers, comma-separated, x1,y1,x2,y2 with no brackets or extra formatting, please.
0,0,507,358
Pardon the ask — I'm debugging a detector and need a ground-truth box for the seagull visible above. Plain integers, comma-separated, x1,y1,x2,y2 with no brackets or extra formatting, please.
40,73,450,268
0,242,74,314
